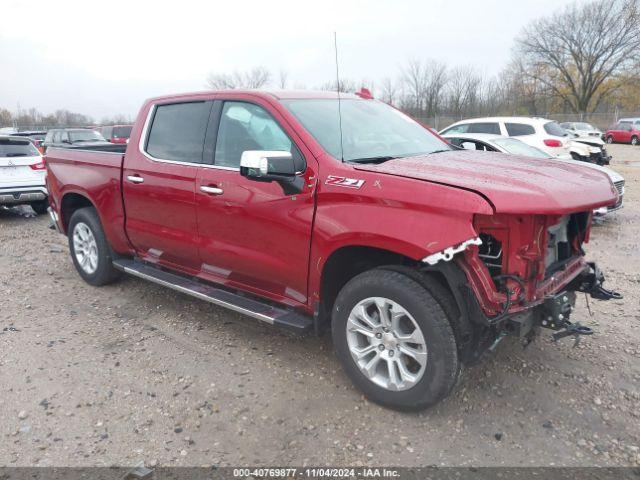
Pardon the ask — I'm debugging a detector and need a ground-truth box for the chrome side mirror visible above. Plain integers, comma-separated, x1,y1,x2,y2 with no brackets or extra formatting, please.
239,150,303,195
240,150,294,178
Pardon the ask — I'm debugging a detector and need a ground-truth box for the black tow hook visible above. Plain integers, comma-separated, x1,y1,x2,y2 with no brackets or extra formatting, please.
589,284,623,300
552,322,594,347
578,262,623,301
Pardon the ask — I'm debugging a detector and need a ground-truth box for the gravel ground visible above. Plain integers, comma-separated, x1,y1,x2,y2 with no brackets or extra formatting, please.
0,144,639,468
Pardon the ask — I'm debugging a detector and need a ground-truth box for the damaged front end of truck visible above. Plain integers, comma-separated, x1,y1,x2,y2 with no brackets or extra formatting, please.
424,211,622,362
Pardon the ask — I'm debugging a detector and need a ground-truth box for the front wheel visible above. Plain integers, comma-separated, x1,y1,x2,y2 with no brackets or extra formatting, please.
332,269,460,411
68,207,121,286
632,136,638,146
606,135,614,144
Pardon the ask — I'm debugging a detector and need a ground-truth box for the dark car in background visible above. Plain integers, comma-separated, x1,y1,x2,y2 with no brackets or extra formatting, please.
11,131,47,153
43,128,111,152
94,124,133,144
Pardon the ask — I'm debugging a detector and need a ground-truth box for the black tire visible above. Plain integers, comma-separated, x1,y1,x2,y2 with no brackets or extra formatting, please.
570,152,583,161
30,200,49,215
67,207,121,286
332,269,460,411
606,135,614,144
632,136,638,146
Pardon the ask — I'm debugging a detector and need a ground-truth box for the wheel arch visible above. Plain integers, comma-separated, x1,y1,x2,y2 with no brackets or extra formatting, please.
60,192,95,233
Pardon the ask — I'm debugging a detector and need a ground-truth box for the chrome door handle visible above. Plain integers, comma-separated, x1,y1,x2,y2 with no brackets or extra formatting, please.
200,186,224,195
127,175,144,184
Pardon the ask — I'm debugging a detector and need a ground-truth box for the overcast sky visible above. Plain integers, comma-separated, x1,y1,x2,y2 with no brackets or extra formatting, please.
1,0,580,121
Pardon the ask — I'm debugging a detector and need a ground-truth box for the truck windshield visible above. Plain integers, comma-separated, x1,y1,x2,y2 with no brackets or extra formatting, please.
69,130,106,143
283,99,449,162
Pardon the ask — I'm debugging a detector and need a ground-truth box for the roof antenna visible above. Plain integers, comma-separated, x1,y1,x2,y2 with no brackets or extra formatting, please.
334,31,345,162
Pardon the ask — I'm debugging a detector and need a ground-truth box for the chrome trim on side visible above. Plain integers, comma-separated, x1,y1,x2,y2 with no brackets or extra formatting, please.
422,237,483,265
137,104,239,172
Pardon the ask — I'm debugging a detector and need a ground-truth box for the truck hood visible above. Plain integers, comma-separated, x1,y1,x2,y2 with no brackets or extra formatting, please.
353,150,618,214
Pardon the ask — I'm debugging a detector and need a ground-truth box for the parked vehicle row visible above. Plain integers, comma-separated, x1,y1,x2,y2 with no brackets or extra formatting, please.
45,89,622,411
93,125,133,144
439,116,611,165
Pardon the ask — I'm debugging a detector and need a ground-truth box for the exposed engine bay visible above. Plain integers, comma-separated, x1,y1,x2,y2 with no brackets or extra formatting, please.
457,212,622,348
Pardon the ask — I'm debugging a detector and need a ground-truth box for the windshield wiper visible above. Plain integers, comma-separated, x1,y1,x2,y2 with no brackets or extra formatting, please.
348,156,400,164
5,153,27,157
429,149,451,154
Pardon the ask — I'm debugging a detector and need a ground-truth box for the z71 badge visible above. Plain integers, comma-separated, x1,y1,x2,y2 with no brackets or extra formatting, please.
325,176,365,189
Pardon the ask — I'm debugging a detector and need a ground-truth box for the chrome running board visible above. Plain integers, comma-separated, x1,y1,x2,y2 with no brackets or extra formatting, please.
112,259,313,333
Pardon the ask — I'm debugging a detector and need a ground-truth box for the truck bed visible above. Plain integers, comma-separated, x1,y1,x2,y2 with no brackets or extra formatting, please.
45,146,132,254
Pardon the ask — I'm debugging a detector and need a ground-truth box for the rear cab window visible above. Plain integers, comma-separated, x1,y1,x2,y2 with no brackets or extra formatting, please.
145,102,212,163
505,123,535,136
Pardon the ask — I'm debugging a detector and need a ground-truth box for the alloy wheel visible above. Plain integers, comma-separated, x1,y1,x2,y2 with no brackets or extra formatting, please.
72,222,99,274
346,297,427,391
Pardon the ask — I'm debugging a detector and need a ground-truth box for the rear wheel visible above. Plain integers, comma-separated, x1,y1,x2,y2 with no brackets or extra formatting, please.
332,269,460,411
632,136,638,146
30,200,48,215
68,207,121,286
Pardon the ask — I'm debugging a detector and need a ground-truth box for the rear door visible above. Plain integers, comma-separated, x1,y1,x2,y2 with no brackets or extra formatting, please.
123,100,213,272
195,97,318,306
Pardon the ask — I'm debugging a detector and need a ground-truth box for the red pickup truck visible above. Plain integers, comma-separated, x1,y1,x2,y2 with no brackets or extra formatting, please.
45,90,621,410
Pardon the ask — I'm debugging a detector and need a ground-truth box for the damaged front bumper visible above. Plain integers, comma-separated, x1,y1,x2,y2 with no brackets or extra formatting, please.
502,261,622,344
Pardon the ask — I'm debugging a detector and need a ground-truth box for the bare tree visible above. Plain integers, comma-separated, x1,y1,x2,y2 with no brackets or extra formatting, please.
400,59,448,115
401,59,428,112
277,69,289,89
515,0,640,113
0,108,12,127
319,78,357,93
206,67,271,90
380,77,398,104
445,66,483,117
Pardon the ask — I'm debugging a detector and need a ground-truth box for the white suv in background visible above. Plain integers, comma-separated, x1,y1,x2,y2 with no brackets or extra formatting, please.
0,136,48,214
440,117,579,159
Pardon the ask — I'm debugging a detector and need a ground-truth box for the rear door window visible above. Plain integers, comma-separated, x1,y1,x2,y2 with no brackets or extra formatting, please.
467,122,500,134
145,102,211,163
505,123,535,136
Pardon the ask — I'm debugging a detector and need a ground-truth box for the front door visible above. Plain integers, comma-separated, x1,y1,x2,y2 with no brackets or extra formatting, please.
195,99,317,306
123,100,212,272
